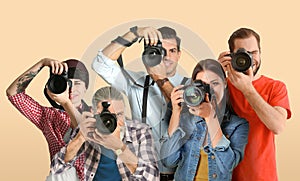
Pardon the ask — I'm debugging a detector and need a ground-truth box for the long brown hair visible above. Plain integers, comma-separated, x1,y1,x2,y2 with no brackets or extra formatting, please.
191,59,234,119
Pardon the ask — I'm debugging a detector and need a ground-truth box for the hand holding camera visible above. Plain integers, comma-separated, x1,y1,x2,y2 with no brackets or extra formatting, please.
79,112,96,141
188,93,215,121
227,48,253,72
180,80,212,107
171,85,185,112
136,26,163,46
42,58,71,94
142,40,167,67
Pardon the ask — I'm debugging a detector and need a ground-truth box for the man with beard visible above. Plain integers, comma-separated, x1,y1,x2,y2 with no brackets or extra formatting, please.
218,27,292,181
92,26,189,180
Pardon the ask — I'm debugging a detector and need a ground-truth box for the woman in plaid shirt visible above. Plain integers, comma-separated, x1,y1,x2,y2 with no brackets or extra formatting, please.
50,86,159,181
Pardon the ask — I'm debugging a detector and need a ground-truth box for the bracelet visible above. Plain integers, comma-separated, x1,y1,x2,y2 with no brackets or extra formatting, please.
111,36,134,47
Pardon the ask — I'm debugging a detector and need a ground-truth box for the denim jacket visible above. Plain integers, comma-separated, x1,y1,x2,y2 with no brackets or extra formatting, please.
160,112,249,181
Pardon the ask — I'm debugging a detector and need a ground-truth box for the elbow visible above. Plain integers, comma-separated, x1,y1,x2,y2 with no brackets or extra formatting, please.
271,121,286,135
161,157,177,169
6,87,14,97
272,127,284,135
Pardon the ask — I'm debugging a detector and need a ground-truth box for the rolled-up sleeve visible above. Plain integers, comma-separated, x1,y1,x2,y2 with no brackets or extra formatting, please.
204,118,249,174
128,125,159,180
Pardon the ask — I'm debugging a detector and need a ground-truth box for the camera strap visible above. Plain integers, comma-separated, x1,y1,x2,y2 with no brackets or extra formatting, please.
117,55,154,88
181,77,189,85
43,87,64,110
116,54,155,124
141,75,150,123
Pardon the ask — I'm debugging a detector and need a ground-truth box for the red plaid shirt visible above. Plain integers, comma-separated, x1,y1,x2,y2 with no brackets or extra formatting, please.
8,92,85,181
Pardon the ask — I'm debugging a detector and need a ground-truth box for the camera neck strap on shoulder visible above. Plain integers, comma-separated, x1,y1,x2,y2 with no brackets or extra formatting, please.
181,77,189,85
141,75,150,123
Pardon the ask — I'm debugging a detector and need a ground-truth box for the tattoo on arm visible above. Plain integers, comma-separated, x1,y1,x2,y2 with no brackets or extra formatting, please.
16,68,41,93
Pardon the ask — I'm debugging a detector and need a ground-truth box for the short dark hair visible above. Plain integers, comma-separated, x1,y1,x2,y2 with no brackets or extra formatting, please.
228,27,261,53
158,26,181,51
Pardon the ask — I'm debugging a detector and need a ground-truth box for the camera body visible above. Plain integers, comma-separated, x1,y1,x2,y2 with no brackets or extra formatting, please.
180,80,211,107
46,70,71,94
142,40,166,67
229,48,253,72
94,102,118,135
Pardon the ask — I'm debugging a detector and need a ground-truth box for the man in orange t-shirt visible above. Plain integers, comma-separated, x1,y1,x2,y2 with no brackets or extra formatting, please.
218,27,292,181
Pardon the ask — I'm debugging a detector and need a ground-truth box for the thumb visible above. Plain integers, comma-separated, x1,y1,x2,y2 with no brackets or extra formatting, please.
204,93,210,102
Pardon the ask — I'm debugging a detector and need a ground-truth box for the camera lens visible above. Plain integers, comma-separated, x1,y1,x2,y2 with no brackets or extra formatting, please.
183,86,205,107
95,113,117,135
142,47,164,67
47,75,68,94
231,48,252,72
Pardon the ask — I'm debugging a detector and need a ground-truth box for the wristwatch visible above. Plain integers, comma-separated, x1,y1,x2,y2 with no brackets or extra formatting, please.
115,144,126,156
130,26,139,43
156,78,169,87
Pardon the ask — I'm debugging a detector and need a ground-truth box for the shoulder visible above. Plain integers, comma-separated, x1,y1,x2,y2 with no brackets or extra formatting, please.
258,75,287,88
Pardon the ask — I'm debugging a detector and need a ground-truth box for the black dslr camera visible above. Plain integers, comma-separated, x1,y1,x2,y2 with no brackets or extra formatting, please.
94,102,118,135
142,40,166,67
180,80,211,107
46,70,71,94
229,48,253,72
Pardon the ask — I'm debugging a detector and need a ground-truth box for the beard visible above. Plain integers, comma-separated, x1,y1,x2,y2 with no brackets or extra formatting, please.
253,59,261,76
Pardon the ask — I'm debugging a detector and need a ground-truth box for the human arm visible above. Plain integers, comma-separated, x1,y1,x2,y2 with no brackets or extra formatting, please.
6,58,71,129
188,94,223,147
218,52,288,134
205,116,249,173
6,58,67,96
50,128,86,174
91,122,159,179
167,85,184,136
62,112,97,163
148,65,175,103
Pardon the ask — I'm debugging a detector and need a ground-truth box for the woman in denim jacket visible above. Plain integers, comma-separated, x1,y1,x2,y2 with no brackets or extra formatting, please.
161,59,249,181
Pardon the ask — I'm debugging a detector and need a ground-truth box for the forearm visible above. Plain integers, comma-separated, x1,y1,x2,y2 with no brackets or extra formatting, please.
243,86,286,134
102,31,138,60
118,142,159,179
168,110,181,136
158,81,174,102
118,144,138,173
64,132,85,163
6,59,45,96
61,101,83,128
206,116,223,148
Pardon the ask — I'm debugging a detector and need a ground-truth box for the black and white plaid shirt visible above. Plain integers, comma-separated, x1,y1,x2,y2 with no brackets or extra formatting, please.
50,119,159,181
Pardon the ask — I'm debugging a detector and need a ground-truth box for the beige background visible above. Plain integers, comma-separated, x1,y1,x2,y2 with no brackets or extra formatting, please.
1,1,299,180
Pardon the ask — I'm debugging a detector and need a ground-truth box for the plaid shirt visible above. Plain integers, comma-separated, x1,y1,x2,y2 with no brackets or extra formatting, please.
8,92,85,181
51,119,159,181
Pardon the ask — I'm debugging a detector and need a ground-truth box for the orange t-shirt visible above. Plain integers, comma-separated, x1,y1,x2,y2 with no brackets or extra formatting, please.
229,75,291,181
